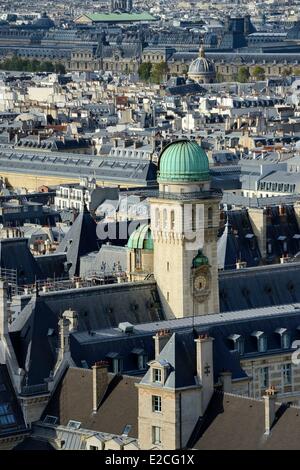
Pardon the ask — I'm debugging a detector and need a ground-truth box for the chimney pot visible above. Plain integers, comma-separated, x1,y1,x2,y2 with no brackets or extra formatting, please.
263,386,277,435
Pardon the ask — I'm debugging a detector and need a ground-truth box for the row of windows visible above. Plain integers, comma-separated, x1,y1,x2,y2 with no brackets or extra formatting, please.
258,182,296,193
154,206,213,231
229,329,291,355
259,364,292,388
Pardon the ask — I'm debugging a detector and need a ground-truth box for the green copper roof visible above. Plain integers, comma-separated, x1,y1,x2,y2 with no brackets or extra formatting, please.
192,250,209,268
82,12,157,23
127,224,153,250
158,140,210,183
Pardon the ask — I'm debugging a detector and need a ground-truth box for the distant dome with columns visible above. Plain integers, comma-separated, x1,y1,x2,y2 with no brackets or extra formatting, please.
188,46,216,84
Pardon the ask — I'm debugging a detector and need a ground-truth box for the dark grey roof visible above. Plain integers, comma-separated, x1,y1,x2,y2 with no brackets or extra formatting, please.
10,295,58,386
35,253,67,279
0,364,27,438
0,148,157,186
140,330,198,389
219,262,300,312
57,206,99,277
9,280,163,384
80,244,127,278
218,210,261,270
0,238,42,285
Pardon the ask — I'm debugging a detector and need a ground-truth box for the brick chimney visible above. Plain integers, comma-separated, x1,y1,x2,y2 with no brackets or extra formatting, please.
263,386,277,435
92,361,108,414
195,334,214,415
153,329,171,359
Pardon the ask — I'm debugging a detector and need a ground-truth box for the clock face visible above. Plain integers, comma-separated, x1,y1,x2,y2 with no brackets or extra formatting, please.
194,275,207,292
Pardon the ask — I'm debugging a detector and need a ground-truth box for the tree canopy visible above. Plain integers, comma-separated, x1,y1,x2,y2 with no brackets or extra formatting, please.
252,66,265,81
0,56,66,74
237,66,250,83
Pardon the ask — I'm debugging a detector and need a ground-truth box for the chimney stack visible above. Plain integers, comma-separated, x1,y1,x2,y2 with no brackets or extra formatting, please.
62,309,78,332
263,386,277,435
219,370,232,393
92,361,108,414
153,329,171,359
195,334,214,415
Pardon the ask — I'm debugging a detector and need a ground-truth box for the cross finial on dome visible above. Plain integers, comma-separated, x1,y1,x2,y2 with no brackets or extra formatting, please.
199,45,205,58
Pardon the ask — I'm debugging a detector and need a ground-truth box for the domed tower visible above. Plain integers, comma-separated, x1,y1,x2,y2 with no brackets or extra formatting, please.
149,139,221,319
188,46,216,84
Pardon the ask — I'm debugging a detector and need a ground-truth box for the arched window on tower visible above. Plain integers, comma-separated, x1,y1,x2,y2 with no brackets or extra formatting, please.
155,208,160,229
163,209,168,230
208,207,213,228
170,210,175,231
192,204,196,231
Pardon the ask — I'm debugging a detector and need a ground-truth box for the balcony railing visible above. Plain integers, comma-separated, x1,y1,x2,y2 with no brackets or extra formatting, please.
157,189,223,201
20,383,49,396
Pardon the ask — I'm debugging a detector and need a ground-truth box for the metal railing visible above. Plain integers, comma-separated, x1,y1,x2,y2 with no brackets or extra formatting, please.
20,383,49,396
157,189,223,201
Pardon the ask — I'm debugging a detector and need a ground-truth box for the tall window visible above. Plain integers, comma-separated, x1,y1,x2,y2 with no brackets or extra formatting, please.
259,367,269,389
281,332,290,350
192,204,196,231
152,395,162,413
170,210,175,231
152,426,162,445
155,208,160,229
153,368,162,383
113,358,123,374
258,335,267,353
163,209,167,230
138,354,148,370
283,364,292,385
236,338,244,355
208,207,213,227
135,249,142,270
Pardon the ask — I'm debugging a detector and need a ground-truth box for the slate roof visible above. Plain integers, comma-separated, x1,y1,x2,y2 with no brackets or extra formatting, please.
140,330,198,389
9,281,163,385
193,391,300,450
0,238,42,285
42,367,140,437
0,364,27,438
10,295,58,386
219,262,300,311
35,253,67,280
74,303,300,381
218,211,261,270
0,148,157,186
57,206,99,277
80,245,127,278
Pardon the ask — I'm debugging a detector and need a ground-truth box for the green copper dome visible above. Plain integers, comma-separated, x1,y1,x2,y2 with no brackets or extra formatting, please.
158,139,210,183
127,224,153,250
192,250,209,268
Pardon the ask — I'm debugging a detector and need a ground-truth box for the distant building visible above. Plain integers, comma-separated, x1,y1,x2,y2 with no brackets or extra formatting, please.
54,178,118,213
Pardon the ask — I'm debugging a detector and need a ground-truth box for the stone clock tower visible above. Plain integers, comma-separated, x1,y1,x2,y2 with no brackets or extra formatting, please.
149,139,221,318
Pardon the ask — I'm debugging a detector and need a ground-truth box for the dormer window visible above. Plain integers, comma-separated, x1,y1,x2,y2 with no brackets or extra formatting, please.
275,328,290,349
252,331,267,352
153,368,162,383
228,334,244,355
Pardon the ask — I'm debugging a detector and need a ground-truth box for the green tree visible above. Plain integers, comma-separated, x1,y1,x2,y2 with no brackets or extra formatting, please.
150,61,169,84
282,67,292,77
237,66,250,83
252,66,265,81
54,63,66,74
216,72,224,83
138,62,152,81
